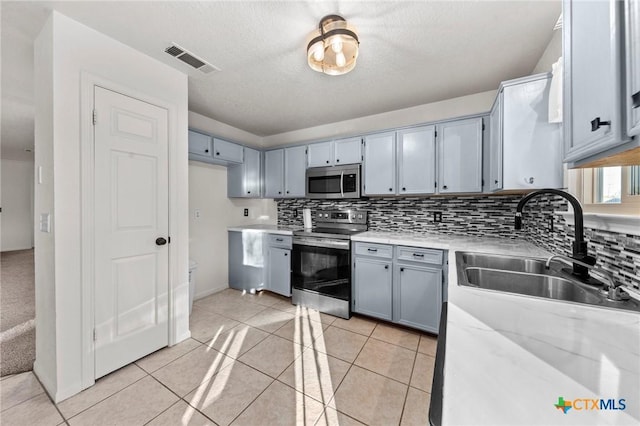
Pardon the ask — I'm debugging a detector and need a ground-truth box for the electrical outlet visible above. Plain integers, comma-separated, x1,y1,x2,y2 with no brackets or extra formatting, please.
433,211,443,223
294,209,299,217
244,208,249,217
548,215,554,232
194,209,201,219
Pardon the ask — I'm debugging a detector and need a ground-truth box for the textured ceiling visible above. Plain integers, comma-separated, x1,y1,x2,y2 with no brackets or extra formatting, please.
1,1,560,159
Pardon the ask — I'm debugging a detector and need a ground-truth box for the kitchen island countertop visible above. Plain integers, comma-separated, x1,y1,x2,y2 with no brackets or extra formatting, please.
352,231,640,425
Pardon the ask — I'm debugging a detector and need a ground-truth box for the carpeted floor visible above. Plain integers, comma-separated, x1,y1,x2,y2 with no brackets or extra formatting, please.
1,249,35,376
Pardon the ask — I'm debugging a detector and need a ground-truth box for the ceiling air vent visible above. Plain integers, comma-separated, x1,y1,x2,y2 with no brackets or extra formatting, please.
164,43,220,74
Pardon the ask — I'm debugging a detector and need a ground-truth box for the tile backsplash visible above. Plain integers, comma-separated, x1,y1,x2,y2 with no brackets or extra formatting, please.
277,195,640,289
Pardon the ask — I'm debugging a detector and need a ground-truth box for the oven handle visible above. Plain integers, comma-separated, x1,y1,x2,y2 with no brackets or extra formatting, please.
293,238,350,250
340,171,344,198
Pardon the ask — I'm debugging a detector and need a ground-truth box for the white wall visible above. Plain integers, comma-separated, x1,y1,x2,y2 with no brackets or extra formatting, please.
262,90,497,146
1,159,34,251
34,11,189,402
533,29,562,74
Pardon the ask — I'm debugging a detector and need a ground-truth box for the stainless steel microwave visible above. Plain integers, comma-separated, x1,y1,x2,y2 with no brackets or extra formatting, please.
306,165,361,199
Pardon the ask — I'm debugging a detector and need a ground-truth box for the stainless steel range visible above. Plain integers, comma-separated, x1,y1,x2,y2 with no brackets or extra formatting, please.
292,210,368,319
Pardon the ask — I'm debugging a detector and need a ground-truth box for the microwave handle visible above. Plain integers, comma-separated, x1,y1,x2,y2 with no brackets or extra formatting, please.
340,171,344,198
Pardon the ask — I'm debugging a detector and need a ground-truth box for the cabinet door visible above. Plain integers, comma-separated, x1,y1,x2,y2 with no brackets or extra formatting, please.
437,118,483,193
308,142,333,167
394,264,442,333
267,247,291,297
397,126,436,195
188,130,213,157
213,138,244,163
244,147,261,197
627,0,640,136
334,137,362,165
489,93,503,192
563,0,627,162
353,257,393,321
284,146,307,197
502,77,563,189
363,132,396,195
264,149,284,198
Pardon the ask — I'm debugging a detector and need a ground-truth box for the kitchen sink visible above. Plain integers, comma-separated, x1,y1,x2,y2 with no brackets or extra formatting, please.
456,252,640,312
460,252,549,274
464,267,602,304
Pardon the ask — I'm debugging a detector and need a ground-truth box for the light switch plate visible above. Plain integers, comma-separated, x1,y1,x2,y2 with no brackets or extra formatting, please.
39,213,51,233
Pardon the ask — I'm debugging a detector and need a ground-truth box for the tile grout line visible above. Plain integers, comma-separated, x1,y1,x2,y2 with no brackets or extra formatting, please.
28,371,68,425
398,343,420,425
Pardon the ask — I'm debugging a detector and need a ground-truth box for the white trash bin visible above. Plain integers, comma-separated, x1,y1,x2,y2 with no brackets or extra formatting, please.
189,259,198,315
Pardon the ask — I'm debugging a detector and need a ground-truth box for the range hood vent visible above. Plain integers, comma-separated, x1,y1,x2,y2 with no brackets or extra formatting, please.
164,43,220,74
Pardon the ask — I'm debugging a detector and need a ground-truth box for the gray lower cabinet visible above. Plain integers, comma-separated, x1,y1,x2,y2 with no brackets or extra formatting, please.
353,242,445,333
353,257,393,321
228,230,266,292
393,264,442,333
267,247,291,297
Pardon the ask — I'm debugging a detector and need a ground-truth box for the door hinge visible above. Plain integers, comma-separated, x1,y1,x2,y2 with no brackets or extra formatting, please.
93,328,97,341
482,123,485,131
168,236,171,244
92,109,97,125
434,181,437,188
434,130,438,138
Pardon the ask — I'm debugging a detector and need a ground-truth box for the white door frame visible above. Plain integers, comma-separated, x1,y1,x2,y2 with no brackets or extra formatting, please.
79,72,181,390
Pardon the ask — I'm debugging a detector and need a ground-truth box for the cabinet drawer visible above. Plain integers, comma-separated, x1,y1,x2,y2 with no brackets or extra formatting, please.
268,234,292,248
213,138,244,163
354,242,393,259
397,246,443,265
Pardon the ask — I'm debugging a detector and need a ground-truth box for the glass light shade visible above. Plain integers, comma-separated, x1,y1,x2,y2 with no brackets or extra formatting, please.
306,15,359,76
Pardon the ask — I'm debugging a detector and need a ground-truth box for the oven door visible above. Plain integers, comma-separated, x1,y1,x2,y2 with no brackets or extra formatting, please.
292,238,351,301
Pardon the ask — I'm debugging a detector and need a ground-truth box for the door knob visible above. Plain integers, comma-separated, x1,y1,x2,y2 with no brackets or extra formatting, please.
156,237,167,246
590,117,611,131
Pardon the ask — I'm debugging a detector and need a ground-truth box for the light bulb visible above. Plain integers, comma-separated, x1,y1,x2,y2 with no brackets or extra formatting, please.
336,52,346,67
312,44,324,61
331,38,343,53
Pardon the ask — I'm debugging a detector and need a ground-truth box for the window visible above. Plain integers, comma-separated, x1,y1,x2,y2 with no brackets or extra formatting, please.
569,166,640,215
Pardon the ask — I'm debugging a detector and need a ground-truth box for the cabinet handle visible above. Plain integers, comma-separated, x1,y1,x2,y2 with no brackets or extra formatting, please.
590,117,611,131
384,265,389,270
216,152,220,155
389,188,393,191
204,149,209,153
284,253,288,257
400,267,404,272
247,191,251,194
402,187,406,191
494,180,498,184
286,190,290,194
367,248,378,252
336,159,340,163
413,253,424,258
524,177,534,184
632,90,640,109
442,185,448,190
276,238,283,242
278,191,282,194
326,160,330,164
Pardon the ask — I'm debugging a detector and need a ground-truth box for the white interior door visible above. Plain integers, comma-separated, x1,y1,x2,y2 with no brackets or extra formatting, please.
93,86,169,379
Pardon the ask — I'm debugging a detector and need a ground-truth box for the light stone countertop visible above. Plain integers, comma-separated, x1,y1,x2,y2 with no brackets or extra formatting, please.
352,231,640,425
227,224,302,235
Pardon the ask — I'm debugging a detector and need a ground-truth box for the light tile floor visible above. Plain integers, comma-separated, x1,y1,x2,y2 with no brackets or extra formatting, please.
0,289,437,426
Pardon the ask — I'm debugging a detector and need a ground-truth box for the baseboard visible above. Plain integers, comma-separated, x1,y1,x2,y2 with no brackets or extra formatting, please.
33,361,56,401
194,285,227,301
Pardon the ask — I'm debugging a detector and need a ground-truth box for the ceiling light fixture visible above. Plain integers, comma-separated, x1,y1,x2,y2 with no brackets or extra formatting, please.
307,15,359,76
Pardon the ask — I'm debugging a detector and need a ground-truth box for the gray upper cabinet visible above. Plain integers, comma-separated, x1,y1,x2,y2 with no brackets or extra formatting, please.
212,138,243,164
397,126,436,195
490,74,563,191
626,0,640,137
264,149,284,197
363,132,396,195
563,0,631,164
489,93,503,192
307,141,333,167
284,146,307,197
334,137,362,165
437,118,483,193
188,130,213,158
228,147,261,198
